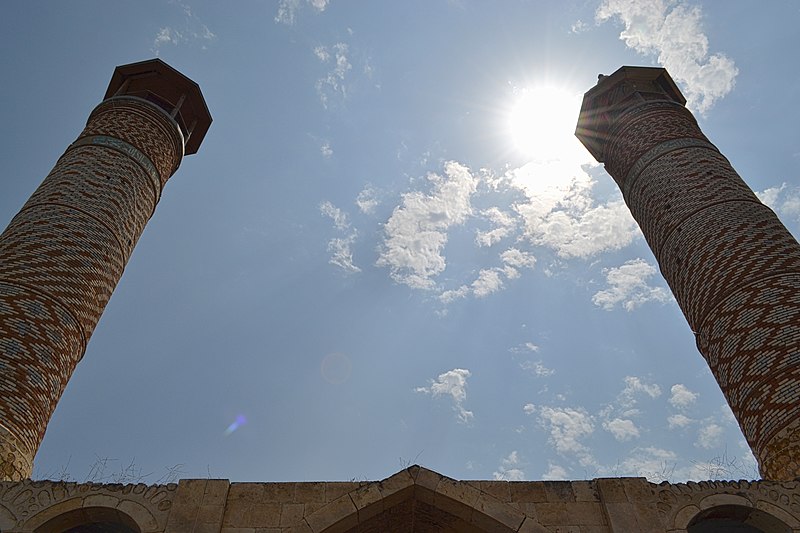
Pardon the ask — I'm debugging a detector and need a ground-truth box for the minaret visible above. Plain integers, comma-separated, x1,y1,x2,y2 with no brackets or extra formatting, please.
0,59,211,481
576,66,800,480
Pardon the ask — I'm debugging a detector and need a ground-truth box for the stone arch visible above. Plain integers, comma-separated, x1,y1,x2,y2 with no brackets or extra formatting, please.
686,504,793,533
290,466,535,533
30,506,141,533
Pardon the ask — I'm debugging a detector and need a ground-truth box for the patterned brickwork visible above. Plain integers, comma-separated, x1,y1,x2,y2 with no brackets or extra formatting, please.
577,67,800,480
0,97,184,481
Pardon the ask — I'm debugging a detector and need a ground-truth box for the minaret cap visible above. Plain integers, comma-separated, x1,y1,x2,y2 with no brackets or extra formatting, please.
104,58,212,155
575,66,685,162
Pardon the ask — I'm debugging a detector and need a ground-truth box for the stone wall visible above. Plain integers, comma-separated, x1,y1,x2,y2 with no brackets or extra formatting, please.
1,467,798,532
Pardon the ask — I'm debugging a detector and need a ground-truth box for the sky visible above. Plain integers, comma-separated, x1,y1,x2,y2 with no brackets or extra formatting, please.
1,0,799,485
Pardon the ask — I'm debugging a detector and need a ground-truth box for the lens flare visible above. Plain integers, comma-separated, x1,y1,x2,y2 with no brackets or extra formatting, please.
223,414,247,436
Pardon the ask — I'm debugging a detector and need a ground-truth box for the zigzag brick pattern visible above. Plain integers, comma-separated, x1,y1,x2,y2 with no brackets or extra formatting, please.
0,97,183,480
582,78,800,480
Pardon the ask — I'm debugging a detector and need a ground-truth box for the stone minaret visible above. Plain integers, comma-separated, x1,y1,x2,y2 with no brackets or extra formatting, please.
0,59,211,481
576,66,800,480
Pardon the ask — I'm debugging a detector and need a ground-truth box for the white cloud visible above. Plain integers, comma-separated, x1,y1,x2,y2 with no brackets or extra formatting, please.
541,463,569,481
523,403,536,415
377,162,478,289
275,0,329,25
669,384,699,409
756,183,800,221
592,259,671,311
320,201,350,231
620,376,661,407
320,142,333,158
603,418,640,441
617,446,678,482
471,269,504,298
668,414,693,429
538,406,595,458
500,248,536,279
493,451,525,481
439,285,469,304
356,185,380,215
509,162,639,259
696,423,724,449
415,368,474,424
596,0,738,114
511,342,540,354
520,360,555,377
475,207,516,247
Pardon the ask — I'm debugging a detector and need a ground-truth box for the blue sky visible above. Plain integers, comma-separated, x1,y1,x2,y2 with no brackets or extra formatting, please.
1,0,799,484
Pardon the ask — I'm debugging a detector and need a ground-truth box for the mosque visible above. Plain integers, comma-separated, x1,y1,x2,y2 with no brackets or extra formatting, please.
0,60,798,532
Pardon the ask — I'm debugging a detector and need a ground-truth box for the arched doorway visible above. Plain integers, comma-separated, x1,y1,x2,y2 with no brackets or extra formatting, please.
687,504,791,533
33,507,140,533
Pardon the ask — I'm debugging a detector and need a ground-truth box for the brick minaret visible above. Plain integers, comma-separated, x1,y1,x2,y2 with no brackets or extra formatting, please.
576,66,800,480
0,59,211,480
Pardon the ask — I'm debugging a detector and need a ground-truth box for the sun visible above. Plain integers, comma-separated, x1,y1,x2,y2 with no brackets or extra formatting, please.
507,85,584,160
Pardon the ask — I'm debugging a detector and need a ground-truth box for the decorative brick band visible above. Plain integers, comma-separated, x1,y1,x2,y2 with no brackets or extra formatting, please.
0,96,184,480
576,67,800,480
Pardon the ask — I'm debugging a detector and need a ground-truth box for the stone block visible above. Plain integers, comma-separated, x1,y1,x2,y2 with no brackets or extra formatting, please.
304,497,358,533
545,481,576,502
564,502,606,526
601,502,640,532
472,493,525,531
621,478,656,503
294,483,324,503
176,479,208,507
81,493,120,509
472,481,511,503
280,503,305,527
376,469,414,509
222,502,281,528
517,516,551,533
349,482,383,522
196,503,226,526
228,483,266,503
414,466,442,494
262,483,294,503
534,502,569,525
434,478,481,522
203,479,230,504
510,481,547,503
595,479,627,503
572,482,599,502
117,500,158,531
324,482,358,502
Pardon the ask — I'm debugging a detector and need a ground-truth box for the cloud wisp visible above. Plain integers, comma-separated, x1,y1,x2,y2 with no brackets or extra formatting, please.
152,1,215,55
275,0,330,25
320,201,361,273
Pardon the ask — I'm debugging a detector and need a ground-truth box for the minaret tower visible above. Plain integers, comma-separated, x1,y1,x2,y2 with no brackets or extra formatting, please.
576,66,800,480
0,59,211,480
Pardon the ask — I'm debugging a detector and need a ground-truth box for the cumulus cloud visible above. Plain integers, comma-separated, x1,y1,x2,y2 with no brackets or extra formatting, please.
511,342,540,354
500,248,536,279
320,142,333,158
542,463,569,481
668,414,693,429
596,0,738,114
377,162,477,289
475,207,516,247
696,423,724,449
669,384,699,409
593,259,671,311
493,451,525,481
275,0,329,25
314,42,352,108
471,269,504,298
603,418,640,441
756,183,800,221
356,185,380,215
509,162,639,258
415,368,474,424
617,446,678,482
538,406,595,460
619,376,661,408
523,403,536,415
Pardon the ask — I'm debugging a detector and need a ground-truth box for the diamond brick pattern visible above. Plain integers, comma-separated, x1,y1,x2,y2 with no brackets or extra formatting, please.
0,97,183,481
577,68,800,480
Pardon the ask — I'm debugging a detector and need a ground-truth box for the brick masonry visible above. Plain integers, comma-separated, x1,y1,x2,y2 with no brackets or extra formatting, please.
0,97,184,481
576,67,800,480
